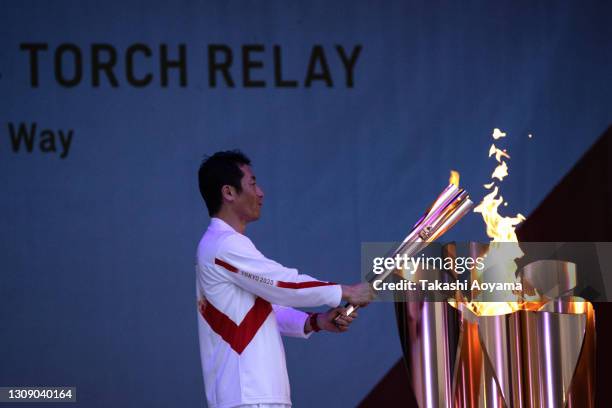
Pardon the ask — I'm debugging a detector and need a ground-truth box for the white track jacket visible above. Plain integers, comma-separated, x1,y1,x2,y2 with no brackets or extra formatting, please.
196,218,342,408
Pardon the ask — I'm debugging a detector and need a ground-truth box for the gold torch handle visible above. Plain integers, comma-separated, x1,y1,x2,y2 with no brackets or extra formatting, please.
334,303,360,322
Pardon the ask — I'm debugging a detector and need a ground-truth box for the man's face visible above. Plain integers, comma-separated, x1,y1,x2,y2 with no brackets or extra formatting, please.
233,164,264,222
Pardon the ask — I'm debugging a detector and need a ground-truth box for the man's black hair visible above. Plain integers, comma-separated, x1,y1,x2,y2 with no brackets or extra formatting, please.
198,150,251,216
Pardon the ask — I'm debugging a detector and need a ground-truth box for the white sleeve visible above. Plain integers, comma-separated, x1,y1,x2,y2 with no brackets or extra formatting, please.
272,305,313,339
214,233,342,308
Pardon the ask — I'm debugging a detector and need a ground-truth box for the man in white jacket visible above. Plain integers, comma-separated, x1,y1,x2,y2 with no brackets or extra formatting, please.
196,150,374,408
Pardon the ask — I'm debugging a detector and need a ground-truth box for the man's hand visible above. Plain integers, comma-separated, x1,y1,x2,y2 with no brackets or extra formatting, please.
341,282,375,306
312,307,359,333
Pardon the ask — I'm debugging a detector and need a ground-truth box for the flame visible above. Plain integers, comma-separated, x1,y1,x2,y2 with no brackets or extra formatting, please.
467,301,517,317
473,186,525,242
488,143,510,162
491,161,509,181
468,128,527,316
449,170,460,187
492,128,506,139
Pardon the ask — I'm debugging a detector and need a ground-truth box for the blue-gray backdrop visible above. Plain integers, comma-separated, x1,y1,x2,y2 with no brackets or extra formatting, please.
1,1,611,407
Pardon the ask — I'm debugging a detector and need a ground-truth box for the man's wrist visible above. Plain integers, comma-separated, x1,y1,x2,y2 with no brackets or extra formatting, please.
305,312,322,334
310,312,322,332
304,314,312,334
341,285,352,302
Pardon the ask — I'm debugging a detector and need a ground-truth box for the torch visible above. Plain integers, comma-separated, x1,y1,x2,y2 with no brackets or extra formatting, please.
336,179,474,320
394,242,597,408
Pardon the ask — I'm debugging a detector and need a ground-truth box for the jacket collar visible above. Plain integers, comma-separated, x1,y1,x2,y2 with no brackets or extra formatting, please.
209,217,238,233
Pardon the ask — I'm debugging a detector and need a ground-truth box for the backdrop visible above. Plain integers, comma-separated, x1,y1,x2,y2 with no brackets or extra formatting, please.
1,1,611,407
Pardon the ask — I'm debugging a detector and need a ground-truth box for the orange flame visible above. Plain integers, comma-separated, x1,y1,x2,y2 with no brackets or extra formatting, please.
469,128,526,316
491,161,509,181
449,170,460,187
473,186,525,242
488,143,510,162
